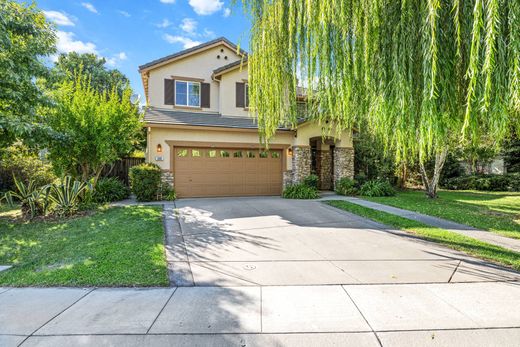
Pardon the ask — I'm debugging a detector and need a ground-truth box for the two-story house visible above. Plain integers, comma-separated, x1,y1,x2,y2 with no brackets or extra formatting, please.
139,37,354,198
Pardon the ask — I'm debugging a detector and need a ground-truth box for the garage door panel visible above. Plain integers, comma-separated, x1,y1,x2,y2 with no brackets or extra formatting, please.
174,147,283,198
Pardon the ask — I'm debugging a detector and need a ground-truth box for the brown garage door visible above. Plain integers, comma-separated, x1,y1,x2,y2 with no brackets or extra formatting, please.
174,147,283,198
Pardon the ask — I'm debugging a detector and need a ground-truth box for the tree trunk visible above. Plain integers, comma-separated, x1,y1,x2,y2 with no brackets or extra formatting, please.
419,148,448,198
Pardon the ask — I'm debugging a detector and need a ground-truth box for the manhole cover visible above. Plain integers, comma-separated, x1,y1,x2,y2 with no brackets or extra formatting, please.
243,265,256,270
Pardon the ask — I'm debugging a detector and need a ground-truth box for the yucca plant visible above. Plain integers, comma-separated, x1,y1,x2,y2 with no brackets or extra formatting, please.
3,177,46,219
47,176,92,217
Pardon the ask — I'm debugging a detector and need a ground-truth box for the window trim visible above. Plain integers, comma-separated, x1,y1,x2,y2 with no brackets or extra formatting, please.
175,80,201,108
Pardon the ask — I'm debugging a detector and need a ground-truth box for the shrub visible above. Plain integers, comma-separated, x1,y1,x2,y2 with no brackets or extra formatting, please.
3,177,50,219
92,177,130,203
303,174,319,189
359,179,396,197
0,143,56,193
444,174,520,192
282,183,320,199
335,177,357,196
47,176,92,217
158,182,176,201
129,163,162,201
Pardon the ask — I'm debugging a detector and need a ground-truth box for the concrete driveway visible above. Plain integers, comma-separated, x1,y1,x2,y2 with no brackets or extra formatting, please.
167,196,520,286
2,197,520,346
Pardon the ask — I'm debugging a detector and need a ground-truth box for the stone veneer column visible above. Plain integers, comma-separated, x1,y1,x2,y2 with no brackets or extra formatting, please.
161,170,174,188
333,147,354,188
291,146,311,184
283,170,293,189
319,150,333,190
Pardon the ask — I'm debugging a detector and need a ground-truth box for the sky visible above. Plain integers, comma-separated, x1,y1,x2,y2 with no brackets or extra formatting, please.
33,0,251,101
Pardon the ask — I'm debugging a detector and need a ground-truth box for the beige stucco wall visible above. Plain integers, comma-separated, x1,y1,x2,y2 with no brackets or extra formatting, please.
219,67,249,117
147,44,240,112
294,122,353,148
147,126,295,171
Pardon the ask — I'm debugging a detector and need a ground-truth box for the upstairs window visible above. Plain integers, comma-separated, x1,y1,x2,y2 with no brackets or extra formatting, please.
244,83,249,108
175,80,200,107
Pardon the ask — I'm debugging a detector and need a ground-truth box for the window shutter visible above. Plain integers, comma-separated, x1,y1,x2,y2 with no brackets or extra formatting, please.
236,82,245,108
164,79,175,105
201,83,210,108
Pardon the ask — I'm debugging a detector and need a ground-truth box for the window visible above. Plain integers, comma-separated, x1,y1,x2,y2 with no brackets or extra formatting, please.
177,149,188,157
192,149,201,157
259,151,269,158
244,83,249,108
175,80,200,107
220,150,230,158
207,150,217,158
246,151,256,158
233,151,243,158
271,151,280,158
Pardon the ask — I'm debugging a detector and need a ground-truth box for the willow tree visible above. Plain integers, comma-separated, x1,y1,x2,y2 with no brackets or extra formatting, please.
242,0,520,198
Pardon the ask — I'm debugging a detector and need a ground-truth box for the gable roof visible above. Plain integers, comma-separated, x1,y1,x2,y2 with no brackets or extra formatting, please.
212,58,248,78
138,37,247,72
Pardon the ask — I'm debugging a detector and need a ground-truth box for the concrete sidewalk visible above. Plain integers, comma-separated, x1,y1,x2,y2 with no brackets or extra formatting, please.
324,196,520,253
1,282,520,346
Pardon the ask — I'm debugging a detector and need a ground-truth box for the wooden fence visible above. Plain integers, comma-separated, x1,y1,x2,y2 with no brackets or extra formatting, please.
100,157,145,186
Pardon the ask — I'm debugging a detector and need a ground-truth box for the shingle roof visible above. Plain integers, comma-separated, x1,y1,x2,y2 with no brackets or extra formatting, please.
144,108,292,130
138,37,247,71
213,58,248,76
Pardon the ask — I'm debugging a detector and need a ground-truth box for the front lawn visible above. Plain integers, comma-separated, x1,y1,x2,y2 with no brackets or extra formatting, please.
326,200,520,271
361,190,520,239
0,205,169,287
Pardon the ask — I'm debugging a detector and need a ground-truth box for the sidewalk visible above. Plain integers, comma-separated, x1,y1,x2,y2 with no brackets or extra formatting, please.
1,282,520,347
323,195,520,253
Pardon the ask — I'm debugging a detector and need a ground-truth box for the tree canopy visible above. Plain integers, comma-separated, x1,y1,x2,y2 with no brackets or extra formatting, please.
47,52,129,95
0,0,56,147
45,74,142,183
243,0,519,196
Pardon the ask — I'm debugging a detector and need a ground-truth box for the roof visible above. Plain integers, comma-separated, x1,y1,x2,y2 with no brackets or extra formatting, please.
212,58,248,77
144,108,292,130
139,37,247,72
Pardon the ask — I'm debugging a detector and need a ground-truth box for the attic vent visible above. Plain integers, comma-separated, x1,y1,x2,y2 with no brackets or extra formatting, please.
224,56,228,60
220,48,224,52
217,55,221,59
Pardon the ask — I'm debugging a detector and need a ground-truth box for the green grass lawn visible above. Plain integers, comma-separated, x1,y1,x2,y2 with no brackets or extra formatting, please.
326,200,520,271
0,205,169,287
361,190,520,239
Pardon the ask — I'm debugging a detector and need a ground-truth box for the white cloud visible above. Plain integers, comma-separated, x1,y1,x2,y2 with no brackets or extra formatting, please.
117,10,130,17
56,31,98,55
223,8,231,17
163,34,201,49
106,52,127,67
203,28,215,38
157,19,172,28
180,18,197,34
189,0,223,15
43,10,75,26
81,2,98,14
160,0,175,3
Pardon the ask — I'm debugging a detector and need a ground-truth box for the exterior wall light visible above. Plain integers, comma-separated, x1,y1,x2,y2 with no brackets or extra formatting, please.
156,144,163,153
287,147,293,156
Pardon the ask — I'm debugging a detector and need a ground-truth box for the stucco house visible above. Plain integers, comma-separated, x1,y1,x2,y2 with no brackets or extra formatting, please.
139,37,354,198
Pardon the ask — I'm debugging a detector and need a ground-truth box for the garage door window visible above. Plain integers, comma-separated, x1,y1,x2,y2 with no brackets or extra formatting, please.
271,151,280,158
208,150,217,158
192,149,201,157
259,151,269,158
246,151,256,158
233,151,243,158
177,149,188,157
220,150,230,158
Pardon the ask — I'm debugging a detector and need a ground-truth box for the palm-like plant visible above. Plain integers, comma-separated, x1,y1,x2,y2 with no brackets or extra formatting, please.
3,177,46,218
47,176,92,217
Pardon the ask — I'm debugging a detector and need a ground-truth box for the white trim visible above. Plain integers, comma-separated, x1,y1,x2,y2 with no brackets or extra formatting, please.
175,80,201,108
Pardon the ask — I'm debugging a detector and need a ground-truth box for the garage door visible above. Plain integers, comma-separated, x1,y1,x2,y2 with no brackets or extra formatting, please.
174,147,283,198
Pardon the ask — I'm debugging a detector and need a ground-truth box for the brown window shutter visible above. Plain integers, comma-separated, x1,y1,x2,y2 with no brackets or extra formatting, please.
164,79,175,105
201,83,210,108
236,82,245,108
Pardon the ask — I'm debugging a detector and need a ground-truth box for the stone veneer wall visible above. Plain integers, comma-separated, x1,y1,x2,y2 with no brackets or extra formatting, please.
318,150,333,190
333,147,354,188
283,170,293,188
291,146,311,184
161,170,174,188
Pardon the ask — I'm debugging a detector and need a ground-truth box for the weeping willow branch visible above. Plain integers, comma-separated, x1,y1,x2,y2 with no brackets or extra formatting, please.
242,0,518,166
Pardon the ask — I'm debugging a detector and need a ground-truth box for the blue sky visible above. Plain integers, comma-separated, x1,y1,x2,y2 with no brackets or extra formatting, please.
34,0,251,100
